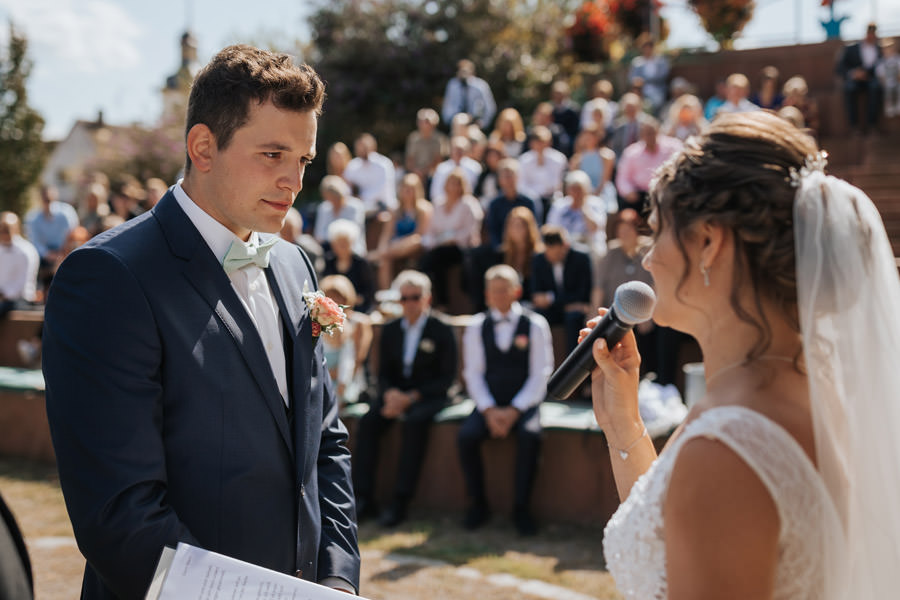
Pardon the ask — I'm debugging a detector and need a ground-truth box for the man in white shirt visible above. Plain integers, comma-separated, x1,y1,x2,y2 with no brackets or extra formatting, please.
0,212,39,317
441,59,497,129
429,136,482,202
343,133,397,216
42,44,359,599
518,126,567,224
715,73,760,116
457,264,553,536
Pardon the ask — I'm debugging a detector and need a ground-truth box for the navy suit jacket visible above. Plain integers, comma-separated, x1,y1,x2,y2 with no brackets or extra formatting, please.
531,248,592,323
42,192,360,599
375,315,457,409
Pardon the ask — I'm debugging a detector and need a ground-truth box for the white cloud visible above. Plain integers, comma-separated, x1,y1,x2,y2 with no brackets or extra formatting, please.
0,0,143,73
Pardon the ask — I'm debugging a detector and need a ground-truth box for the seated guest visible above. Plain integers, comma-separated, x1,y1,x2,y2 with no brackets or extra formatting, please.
608,93,654,162
430,136,482,203
471,206,543,313
457,265,553,536
281,208,324,277
322,219,376,314
545,170,608,255
353,271,457,527
484,158,536,250
369,173,432,290
715,72,759,116
25,184,78,291
420,169,483,311
314,175,366,256
615,117,682,212
78,182,110,237
473,143,505,210
517,125,567,223
489,107,527,159
0,212,39,318
405,108,449,192
568,124,616,198
661,94,708,142
749,65,784,111
326,141,352,177
320,275,373,407
531,225,592,353
343,133,397,216
781,75,820,137
595,208,657,376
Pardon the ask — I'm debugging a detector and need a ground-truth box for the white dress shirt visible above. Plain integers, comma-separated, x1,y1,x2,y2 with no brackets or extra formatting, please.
401,311,430,378
517,148,567,200
429,156,483,202
0,235,39,301
462,302,553,413
343,152,397,213
173,182,289,405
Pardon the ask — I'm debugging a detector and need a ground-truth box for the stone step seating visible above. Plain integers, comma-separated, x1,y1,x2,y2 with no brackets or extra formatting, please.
0,364,677,525
341,398,672,524
0,367,53,463
0,309,43,368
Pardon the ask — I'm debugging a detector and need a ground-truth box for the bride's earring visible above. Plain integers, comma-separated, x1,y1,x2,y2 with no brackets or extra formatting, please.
700,264,710,287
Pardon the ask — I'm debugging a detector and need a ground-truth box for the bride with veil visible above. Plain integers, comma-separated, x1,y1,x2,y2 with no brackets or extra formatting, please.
582,110,900,599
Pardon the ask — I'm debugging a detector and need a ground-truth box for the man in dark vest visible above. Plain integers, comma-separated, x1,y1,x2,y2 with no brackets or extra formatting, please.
457,264,553,536
353,270,457,527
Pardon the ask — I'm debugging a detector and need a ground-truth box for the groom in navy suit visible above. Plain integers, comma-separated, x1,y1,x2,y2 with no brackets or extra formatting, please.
42,45,359,599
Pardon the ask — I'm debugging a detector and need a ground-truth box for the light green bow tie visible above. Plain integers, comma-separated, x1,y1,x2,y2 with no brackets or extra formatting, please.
222,236,279,274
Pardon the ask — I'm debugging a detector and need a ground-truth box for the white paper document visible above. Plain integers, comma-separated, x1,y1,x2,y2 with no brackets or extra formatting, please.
145,542,362,600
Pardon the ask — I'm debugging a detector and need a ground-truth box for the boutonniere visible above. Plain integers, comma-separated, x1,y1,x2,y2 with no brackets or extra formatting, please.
303,280,347,339
419,338,435,354
514,334,529,350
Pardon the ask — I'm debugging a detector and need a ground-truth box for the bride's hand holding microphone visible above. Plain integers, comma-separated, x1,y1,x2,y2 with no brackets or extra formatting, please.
580,308,643,446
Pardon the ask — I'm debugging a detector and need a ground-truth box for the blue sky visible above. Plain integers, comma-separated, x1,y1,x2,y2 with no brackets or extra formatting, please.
1,0,899,140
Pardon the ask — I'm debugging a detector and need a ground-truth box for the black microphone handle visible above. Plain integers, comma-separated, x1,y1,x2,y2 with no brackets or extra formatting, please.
547,307,632,402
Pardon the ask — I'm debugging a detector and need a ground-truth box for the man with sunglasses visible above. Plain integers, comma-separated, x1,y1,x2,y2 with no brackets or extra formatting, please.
352,270,457,527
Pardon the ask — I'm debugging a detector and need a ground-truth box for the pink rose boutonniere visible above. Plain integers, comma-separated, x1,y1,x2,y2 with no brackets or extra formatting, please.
514,334,529,350
303,281,347,339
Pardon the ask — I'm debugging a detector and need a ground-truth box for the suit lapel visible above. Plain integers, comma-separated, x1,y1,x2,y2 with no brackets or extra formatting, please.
153,194,292,451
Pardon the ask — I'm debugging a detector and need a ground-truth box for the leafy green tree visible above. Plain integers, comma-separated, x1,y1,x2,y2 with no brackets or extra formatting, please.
302,0,579,199
0,23,47,217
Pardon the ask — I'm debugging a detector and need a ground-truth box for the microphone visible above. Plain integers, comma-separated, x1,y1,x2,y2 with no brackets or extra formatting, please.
547,281,657,401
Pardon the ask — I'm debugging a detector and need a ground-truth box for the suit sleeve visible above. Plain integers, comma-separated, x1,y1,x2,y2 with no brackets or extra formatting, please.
42,247,200,599
315,345,360,590
416,319,457,401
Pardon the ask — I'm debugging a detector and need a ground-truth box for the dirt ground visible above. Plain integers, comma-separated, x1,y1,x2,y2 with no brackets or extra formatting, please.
0,457,622,600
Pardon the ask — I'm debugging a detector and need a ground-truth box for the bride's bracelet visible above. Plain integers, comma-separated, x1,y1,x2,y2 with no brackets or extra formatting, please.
610,425,648,461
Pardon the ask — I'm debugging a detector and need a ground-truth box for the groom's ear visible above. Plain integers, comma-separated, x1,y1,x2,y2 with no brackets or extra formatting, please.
186,124,216,173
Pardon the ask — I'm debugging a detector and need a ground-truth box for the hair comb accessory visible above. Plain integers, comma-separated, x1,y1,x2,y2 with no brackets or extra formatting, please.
789,150,828,188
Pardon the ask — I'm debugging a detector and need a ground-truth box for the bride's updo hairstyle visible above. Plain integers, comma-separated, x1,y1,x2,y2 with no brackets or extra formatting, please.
649,111,819,357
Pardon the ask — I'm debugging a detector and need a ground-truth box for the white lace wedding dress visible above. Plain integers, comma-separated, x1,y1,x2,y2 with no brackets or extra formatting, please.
602,405,839,599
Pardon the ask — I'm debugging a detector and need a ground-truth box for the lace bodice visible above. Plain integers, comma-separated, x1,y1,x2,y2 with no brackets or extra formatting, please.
603,406,837,599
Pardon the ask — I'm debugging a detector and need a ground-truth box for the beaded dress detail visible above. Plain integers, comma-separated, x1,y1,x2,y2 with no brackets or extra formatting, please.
603,406,837,599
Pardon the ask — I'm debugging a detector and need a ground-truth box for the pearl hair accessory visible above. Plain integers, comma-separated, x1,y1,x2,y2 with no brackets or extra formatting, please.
789,151,828,188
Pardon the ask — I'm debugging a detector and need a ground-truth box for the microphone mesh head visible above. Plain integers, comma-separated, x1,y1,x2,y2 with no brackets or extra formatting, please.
612,281,657,325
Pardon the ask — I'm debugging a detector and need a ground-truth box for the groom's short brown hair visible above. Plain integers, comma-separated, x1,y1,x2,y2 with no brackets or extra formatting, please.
184,44,325,173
